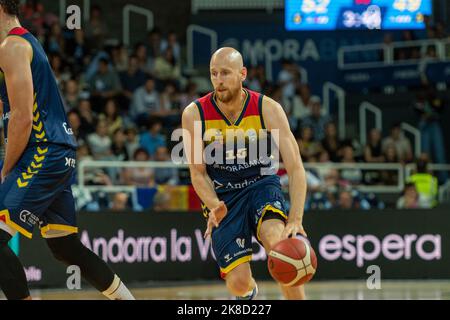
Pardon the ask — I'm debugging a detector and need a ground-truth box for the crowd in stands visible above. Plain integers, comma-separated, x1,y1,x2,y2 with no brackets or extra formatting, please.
0,2,448,212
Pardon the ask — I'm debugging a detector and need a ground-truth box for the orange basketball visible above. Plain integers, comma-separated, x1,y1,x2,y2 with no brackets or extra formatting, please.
268,237,317,287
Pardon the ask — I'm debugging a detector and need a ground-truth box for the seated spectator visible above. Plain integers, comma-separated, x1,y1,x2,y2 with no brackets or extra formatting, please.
179,82,199,110
67,110,86,145
301,96,332,142
154,47,180,83
99,98,123,136
77,99,97,135
296,126,322,162
63,79,82,111
340,144,363,185
121,148,155,187
154,146,179,185
336,190,355,210
87,120,112,160
119,54,147,101
382,123,413,163
381,143,400,185
130,76,162,127
125,126,140,160
111,192,130,211
397,183,430,209
88,58,122,110
111,129,129,161
364,128,384,184
321,122,342,162
139,118,166,157
407,158,438,207
291,84,313,132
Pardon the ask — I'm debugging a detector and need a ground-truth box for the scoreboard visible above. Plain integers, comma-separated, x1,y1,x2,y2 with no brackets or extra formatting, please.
285,0,432,31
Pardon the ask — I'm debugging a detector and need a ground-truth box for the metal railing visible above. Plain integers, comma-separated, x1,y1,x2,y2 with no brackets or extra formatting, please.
359,101,382,147
191,0,284,14
78,160,405,194
338,38,450,70
122,5,154,46
323,82,346,140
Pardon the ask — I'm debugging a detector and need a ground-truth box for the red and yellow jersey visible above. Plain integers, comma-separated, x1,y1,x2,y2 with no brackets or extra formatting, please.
194,88,277,196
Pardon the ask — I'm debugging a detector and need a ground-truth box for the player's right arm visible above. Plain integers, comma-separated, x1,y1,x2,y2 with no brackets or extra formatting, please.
182,103,227,237
0,36,34,182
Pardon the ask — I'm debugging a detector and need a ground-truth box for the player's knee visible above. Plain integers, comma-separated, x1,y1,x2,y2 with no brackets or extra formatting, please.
226,269,253,296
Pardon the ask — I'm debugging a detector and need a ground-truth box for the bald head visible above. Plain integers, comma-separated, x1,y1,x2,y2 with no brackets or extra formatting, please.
210,47,247,103
210,47,244,70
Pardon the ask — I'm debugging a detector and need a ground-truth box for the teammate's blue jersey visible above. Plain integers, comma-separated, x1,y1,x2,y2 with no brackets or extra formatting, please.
0,27,77,150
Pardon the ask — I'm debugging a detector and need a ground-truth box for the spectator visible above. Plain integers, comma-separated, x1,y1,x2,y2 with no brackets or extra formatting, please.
321,122,341,162
161,31,181,62
67,110,86,145
291,84,313,132
413,87,447,182
364,128,384,184
88,58,122,108
381,143,400,186
111,44,129,72
382,123,413,163
179,82,199,110
337,190,355,210
407,158,438,208
111,129,129,161
99,98,123,136
111,192,129,211
124,126,140,160
154,47,181,82
154,146,179,185
130,77,162,126
396,183,429,209
64,79,81,111
45,21,65,55
87,120,112,160
119,54,147,102
340,144,363,185
296,126,321,161
302,96,333,142
245,67,262,92
139,118,166,157
121,148,155,187
77,99,97,135
277,59,298,100
134,43,153,74
85,5,107,51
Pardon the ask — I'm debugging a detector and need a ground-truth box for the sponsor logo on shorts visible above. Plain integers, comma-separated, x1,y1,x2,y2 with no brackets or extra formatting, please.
213,177,261,190
19,210,39,227
236,238,246,249
65,157,76,168
224,254,232,263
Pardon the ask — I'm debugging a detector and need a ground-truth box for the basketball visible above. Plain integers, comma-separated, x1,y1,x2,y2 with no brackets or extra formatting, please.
268,237,317,287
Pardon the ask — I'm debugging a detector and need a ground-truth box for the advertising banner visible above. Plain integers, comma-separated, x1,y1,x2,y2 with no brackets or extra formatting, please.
19,209,449,288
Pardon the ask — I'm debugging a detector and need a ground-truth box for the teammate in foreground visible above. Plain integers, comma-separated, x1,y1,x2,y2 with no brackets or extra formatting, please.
0,0,134,300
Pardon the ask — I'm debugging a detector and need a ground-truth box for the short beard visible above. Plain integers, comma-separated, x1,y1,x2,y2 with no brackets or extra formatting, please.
216,86,241,104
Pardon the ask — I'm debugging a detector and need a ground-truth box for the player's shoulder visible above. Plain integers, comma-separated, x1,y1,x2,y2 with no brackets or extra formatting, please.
182,102,201,124
261,94,284,113
0,36,32,67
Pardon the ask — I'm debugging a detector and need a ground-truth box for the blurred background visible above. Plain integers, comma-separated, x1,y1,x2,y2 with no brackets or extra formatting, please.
1,0,450,299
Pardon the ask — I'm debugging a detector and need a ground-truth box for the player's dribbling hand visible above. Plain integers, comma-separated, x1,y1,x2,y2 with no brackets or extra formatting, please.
281,220,307,240
204,201,228,239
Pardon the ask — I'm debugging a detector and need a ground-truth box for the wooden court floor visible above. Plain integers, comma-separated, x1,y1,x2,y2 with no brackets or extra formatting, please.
2,280,450,300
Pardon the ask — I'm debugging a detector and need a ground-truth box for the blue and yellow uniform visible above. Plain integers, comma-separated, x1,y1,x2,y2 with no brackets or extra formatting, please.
0,27,77,239
195,88,288,278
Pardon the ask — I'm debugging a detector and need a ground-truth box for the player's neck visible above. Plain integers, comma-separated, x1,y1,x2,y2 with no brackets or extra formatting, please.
0,17,21,43
216,88,246,114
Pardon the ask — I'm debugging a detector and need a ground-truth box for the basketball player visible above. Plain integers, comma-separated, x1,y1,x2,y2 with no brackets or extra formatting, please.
0,1,134,300
182,47,308,300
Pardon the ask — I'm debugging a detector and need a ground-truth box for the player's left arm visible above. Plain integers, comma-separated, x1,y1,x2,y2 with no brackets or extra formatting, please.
262,95,308,239
0,37,34,181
